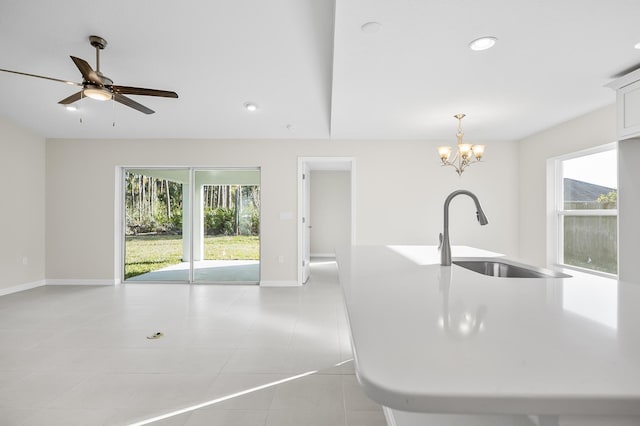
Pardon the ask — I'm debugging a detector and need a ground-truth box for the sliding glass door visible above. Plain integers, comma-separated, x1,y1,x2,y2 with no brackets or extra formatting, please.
123,167,260,284
124,168,190,282
193,169,260,283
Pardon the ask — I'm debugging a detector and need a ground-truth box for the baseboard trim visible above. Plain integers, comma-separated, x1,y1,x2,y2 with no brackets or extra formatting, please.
0,280,46,296
311,253,336,258
260,280,300,287
46,279,116,286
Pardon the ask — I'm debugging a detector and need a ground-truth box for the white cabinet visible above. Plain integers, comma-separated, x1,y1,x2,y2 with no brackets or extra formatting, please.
606,68,640,140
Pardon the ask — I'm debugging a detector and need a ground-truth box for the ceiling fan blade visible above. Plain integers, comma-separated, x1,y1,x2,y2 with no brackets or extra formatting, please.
58,91,84,105
112,85,178,98
113,93,154,114
70,56,102,85
0,68,81,86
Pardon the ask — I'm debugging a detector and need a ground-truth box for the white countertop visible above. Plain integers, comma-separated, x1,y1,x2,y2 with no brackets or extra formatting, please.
337,245,640,417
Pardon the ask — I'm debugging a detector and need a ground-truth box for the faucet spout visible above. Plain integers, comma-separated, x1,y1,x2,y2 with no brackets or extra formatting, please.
440,190,489,266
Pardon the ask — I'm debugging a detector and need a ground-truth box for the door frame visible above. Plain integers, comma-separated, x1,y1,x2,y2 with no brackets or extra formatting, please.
297,157,356,285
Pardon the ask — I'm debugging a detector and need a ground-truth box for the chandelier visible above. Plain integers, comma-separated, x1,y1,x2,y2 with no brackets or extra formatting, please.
437,114,485,176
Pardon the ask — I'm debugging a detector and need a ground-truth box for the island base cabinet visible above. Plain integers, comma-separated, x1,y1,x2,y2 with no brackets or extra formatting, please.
384,408,640,426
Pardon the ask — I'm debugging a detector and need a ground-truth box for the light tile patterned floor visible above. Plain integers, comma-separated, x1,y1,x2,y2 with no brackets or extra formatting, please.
0,260,386,426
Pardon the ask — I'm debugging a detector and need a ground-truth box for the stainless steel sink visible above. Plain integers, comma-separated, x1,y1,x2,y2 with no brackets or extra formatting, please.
453,259,571,278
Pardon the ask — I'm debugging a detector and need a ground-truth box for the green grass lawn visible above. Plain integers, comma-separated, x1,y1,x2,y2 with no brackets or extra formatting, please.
125,234,259,279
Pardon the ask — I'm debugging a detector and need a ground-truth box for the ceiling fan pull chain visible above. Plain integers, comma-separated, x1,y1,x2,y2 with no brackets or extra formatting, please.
112,96,116,127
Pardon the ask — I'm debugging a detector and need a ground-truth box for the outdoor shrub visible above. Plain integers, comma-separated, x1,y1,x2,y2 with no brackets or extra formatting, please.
204,207,216,235
213,207,235,235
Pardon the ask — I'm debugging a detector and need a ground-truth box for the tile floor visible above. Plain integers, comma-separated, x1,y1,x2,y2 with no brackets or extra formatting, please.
0,259,386,426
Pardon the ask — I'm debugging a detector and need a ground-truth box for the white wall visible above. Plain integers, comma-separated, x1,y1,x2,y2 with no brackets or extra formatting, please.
1,103,629,287
517,105,617,267
0,117,45,293
310,170,350,257
354,140,519,253
44,137,520,283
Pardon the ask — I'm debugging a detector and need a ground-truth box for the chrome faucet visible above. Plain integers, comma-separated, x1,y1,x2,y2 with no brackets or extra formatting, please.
440,190,489,266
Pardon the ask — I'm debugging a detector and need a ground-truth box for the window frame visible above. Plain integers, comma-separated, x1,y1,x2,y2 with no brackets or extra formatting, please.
547,142,618,278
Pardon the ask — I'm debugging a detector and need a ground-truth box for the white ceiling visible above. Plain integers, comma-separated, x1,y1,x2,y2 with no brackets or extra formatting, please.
1,0,639,141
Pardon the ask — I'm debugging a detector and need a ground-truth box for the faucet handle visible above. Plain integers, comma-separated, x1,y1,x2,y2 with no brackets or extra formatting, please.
438,233,443,250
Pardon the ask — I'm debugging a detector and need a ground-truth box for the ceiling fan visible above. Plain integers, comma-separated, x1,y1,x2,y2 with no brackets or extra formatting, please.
0,35,178,114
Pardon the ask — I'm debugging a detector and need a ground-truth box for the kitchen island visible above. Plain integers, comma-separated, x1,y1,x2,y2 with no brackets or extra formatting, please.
337,245,640,426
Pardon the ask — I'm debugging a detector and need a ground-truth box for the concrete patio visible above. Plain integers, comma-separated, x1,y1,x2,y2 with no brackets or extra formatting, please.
126,260,260,283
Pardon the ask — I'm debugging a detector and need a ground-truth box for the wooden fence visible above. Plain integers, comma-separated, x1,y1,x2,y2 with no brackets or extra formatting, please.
563,215,617,274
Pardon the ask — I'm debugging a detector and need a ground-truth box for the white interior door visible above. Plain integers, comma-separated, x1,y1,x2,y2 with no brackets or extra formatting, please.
302,163,311,283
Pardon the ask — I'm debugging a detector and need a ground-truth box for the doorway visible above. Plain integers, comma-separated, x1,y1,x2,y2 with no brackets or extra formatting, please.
297,158,355,285
122,167,260,284
193,169,261,283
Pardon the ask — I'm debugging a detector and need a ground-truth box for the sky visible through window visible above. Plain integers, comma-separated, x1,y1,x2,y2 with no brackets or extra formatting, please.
562,149,617,189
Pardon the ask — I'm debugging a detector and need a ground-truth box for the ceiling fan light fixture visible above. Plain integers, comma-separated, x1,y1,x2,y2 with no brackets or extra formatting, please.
83,86,112,101
469,36,497,51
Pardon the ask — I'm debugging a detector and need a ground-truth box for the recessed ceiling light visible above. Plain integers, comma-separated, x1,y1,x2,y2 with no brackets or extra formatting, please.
469,36,497,51
361,22,382,34
244,102,258,112
635,41,640,50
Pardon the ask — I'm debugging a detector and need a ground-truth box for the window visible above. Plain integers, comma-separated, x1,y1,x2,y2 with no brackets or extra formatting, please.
549,144,617,276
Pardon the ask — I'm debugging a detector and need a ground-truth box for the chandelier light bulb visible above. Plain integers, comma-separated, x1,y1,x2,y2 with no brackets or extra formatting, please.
438,146,452,161
472,144,486,160
458,144,472,158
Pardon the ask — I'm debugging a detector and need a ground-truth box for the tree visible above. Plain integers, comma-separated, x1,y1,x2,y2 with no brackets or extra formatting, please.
597,190,617,208
124,173,259,236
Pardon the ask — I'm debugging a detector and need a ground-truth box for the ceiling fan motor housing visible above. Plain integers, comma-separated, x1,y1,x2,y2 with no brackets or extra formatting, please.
89,35,107,50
